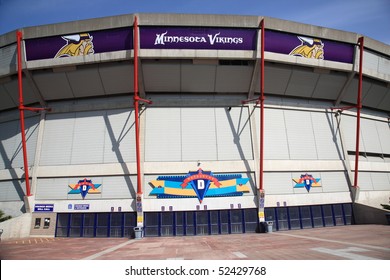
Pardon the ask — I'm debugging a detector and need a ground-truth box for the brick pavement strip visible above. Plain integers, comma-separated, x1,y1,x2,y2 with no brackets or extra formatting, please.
0,225,389,260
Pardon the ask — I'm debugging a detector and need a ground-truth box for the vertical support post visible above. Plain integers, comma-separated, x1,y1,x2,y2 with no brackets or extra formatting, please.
17,31,31,197
257,19,266,227
133,16,144,229
353,37,364,189
133,17,142,196
259,19,265,192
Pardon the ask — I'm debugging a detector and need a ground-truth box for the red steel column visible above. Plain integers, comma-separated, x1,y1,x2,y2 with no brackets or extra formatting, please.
17,31,31,197
133,17,142,195
259,19,265,192
353,37,364,189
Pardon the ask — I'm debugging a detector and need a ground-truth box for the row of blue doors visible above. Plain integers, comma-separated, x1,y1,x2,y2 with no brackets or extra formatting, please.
143,208,258,236
55,203,353,237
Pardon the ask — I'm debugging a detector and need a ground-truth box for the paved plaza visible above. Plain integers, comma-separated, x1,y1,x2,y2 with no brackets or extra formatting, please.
1,224,389,260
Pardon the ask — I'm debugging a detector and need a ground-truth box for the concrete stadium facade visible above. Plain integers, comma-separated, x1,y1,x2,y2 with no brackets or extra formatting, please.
0,13,389,239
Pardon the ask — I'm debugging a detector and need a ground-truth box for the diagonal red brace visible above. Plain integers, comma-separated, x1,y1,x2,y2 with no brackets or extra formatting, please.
134,96,153,105
19,105,51,112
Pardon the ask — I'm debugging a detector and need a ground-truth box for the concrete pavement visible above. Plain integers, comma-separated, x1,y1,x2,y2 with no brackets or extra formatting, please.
1,224,389,260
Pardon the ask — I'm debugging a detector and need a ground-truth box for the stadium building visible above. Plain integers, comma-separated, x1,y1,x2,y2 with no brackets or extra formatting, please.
0,13,389,239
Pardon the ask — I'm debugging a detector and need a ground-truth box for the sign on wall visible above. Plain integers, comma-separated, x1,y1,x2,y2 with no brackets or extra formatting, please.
68,178,101,199
140,27,257,50
25,27,133,61
265,30,354,63
73,204,90,210
34,204,54,212
293,173,322,192
149,168,251,203
24,25,354,64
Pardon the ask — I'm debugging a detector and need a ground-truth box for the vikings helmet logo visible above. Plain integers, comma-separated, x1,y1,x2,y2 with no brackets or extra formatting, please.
55,33,94,58
290,36,324,59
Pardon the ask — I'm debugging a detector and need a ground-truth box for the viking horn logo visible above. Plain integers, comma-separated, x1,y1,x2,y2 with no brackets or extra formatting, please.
290,36,324,59
55,33,94,58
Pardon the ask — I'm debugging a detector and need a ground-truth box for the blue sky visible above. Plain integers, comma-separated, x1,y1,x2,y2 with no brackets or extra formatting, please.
0,0,389,44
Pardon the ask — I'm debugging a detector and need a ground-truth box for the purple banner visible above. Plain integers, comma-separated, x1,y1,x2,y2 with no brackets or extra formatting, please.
265,30,354,64
140,27,257,50
25,27,133,61
24,26,353,64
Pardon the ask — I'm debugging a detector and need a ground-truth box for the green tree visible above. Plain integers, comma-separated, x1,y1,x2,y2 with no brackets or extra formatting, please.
381,204,390,210
0,210,12,222
381,197,390,210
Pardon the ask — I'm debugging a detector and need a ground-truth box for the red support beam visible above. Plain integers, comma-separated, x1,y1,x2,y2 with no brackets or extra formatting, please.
241,20,266,192
241,97,259,105
353,37,364,189
133,16,142,195
17,31,31,197
330,105,357,112
16,31,51,197
259,19,265,192
133,17,152,196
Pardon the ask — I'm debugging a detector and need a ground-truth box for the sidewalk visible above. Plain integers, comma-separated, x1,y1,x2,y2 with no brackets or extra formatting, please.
1,224,389,260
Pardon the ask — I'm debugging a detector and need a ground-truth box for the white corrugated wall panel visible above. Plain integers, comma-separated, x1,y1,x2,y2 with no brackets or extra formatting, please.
101,176,136,199
0,180,24,201
320,172,350,192
145,108,182,162
19,117,39,167
264,172,293,194
71,111,105,165
0,44,16,77
376,120,390,154
182,108,217,161
311,112,343,160
103,109,136,163
341,115,365,152
355,172,373,190
215,107,253,160
36,178,70,200
378,56,390,75
0,117,39,169
0,120,19,169
40,113,75,165
371,172,390,191
361,118,382,153
284,110,318,160
363,50,379,73
264,109,289,159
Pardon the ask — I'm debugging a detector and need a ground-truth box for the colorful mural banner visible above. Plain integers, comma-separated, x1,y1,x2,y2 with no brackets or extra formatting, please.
149,169,251,203
140,27,257,50
25,27,133,61
293,173,322,192
68,178,101,199
265,30,354,63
